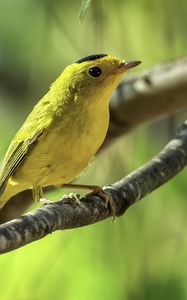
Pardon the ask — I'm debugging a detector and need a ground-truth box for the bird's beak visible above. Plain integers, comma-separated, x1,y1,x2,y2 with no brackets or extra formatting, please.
114,60,141,73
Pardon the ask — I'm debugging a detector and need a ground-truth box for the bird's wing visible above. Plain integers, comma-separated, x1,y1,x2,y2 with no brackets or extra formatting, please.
0,130,43,196
0,92,55,196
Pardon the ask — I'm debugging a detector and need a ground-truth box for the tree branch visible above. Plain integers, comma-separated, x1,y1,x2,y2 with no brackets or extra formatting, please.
106,55,187,145
0,120,187,254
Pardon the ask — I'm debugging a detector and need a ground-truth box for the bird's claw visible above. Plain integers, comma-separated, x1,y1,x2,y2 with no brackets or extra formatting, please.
85,187,116,221
61,193,81,205
39,198,54,205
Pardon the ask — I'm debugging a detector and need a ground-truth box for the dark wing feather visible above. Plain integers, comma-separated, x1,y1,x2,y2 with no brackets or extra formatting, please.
0,130,43,196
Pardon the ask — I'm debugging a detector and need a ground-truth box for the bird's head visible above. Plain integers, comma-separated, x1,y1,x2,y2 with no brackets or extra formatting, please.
53,54,141,105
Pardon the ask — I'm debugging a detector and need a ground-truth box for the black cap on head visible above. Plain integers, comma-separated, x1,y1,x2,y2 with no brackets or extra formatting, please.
76,54,107,64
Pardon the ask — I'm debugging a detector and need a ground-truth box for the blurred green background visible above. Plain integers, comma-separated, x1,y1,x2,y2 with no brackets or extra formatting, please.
0,0,187,299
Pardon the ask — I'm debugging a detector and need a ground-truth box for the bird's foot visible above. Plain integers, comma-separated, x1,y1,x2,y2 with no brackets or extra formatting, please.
61,183,116,220
39,198,54,205
61,193,81,205
85,187,116,221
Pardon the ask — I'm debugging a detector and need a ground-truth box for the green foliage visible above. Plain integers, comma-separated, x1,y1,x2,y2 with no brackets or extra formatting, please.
0,0,187,299
79,0,92,22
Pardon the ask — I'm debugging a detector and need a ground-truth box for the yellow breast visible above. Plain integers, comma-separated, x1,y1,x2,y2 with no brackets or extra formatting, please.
12,92,109,187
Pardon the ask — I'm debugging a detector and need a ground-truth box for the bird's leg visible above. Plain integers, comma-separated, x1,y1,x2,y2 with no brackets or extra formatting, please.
33,185,44,202
61,183,116,219
33,185,53,205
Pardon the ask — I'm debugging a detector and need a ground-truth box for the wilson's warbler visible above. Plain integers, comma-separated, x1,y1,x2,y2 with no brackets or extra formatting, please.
0,54,141,215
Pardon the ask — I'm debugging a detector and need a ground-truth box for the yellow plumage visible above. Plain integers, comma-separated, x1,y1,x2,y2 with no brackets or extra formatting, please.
0,54,140,209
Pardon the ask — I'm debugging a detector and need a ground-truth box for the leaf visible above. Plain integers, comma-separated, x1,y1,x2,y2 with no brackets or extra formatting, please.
79,0,92,22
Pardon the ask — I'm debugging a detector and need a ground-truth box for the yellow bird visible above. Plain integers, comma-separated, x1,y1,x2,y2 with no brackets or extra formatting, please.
0,54,140,214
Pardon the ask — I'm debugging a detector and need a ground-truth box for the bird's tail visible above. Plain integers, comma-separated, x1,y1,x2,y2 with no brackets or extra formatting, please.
0,179,28,209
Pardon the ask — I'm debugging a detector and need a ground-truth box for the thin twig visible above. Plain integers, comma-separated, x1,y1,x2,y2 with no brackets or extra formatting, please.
0,120,186,254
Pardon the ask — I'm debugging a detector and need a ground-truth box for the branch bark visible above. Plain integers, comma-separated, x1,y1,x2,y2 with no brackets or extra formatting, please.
0,120,187,254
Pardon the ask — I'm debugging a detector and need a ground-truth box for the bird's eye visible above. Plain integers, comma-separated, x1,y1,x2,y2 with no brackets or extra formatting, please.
88,67,102,77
